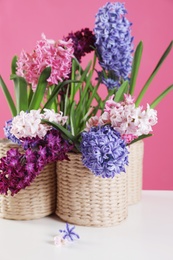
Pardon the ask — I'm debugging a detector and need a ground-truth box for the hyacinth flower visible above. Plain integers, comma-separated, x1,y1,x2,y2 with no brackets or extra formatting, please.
85,94,158,144
81,124,129,178
94,2,134,89
64,28,95,62
93,2,173,108
0,128,72,195
0,34,75,116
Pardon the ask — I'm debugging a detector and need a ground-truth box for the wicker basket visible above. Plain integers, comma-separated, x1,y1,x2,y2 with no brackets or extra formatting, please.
56,153,128,227
127,140,144,205
0,139,56,220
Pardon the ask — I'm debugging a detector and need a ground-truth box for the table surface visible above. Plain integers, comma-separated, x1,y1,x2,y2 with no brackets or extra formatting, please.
0,190,172,260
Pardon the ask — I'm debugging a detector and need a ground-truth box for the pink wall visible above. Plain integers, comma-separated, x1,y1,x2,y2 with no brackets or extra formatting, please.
0,0,173,190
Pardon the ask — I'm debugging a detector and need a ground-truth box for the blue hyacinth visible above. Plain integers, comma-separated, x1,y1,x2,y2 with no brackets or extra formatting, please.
81,125,129,178
94,2,133,88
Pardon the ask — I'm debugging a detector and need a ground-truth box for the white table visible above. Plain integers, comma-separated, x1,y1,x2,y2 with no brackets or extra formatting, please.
0,191,172,260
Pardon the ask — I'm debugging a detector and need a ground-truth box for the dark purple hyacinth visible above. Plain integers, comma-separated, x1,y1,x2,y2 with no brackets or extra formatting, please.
81,125,129,178
64,28,95,62
0,129,73,195
94,2,133,88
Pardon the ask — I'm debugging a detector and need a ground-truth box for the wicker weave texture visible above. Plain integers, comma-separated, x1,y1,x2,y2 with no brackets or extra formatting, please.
56,153,128,227
127,140,144,205
0,139,56,220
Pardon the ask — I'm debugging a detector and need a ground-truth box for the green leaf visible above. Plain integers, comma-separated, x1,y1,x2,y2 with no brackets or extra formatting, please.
43,80,80,110
75,69,101,128
150,84,173,108
74,55,103,108
13,76,28,113
64,85,70,117
27,87,34,107
135,41,173,106
86,81,100,111
43,83,62,110
71,60,92,101
114,80,129,102
0,75,17,116
11,56,18,74
80,105,100,125
42,119,76,140
129,41,143,95
28,67,51,110
128,134,152,145
75,70,93,118
70,102,76,136
69,59,77,104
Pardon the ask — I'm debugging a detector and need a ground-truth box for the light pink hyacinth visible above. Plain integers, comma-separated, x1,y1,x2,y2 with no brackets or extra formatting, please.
16,34,74,91
85,94,158,143
10,109,68,139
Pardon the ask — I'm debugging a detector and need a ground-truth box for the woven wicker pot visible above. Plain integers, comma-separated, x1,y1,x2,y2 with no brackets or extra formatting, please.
56,153,128,227
127,140,144,205
0,139,56,220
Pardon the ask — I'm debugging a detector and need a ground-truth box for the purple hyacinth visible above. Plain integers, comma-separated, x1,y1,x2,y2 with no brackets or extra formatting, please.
81,125,129,178
94,2,133,88
0,129,73,195
65,28,95,62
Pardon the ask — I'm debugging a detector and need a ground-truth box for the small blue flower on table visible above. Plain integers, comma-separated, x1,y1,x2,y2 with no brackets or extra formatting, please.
59,223,80,242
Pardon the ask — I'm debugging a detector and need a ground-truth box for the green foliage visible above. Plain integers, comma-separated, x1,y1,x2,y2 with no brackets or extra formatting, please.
135,41,173,107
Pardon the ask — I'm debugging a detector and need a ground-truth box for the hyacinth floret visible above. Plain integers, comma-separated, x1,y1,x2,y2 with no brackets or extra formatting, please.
81,125,129,178
94,2,133,88
59,223,80,241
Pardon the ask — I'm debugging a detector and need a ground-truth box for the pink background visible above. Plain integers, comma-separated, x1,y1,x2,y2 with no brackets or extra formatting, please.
0,0,173,190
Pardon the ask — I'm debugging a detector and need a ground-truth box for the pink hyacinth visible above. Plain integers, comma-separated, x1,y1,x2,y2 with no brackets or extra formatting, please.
16,34,74,91
108,97,158,142
85,94,158,143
